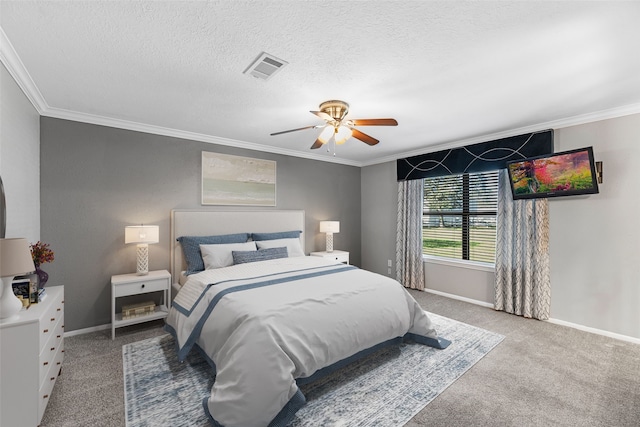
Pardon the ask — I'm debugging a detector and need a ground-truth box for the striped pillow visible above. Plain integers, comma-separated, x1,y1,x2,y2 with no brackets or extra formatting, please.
232,247,288,265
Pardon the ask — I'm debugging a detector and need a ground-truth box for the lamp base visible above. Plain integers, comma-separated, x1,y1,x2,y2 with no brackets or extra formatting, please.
325,233,334,253
0,275,23,320
136,244,149,275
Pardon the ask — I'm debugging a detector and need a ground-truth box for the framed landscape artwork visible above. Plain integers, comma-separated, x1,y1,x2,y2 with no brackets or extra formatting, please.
201,152,276,206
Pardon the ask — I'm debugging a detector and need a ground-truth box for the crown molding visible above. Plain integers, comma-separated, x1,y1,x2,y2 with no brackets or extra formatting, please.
0,26,48,114
42,106,362,167
361,102,640,167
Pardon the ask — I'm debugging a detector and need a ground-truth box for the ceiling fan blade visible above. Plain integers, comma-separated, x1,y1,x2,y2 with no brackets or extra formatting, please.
351,128,379,146
310,138,324,149
349,118,398,126
270,125,318,136
310,110,333,121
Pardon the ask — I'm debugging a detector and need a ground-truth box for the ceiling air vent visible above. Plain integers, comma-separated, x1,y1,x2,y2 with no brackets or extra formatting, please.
244,52,288,81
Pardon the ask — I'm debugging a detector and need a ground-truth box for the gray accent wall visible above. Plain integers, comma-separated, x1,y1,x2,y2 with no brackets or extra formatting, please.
361,161,397,277
40,118,361,332
0,63,40,241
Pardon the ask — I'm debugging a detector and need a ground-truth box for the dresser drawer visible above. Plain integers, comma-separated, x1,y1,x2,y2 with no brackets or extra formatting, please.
38,294,65,351
39,319,64,388
38,341,63,424
113,278,168,297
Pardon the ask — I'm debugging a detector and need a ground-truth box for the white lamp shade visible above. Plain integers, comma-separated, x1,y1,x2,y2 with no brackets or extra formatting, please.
125,225,159,244
319,221,340,234
0,238,36,277
334,126,352,145
317,126,334,145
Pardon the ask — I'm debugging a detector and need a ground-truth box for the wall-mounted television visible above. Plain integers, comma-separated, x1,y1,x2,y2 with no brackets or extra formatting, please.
506,147,599,200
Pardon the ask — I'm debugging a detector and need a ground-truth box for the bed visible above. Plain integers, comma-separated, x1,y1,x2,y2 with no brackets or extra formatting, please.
165,209,450,427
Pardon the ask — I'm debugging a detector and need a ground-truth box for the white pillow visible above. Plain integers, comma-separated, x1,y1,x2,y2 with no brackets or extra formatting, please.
200,241,257,269
255,238,305,257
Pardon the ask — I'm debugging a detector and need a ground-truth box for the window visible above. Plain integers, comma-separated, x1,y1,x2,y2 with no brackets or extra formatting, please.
422,171,499,263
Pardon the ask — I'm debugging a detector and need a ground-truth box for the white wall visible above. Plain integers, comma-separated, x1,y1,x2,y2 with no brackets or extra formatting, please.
361,112,640,341
550,115,640,339
0,63,39,241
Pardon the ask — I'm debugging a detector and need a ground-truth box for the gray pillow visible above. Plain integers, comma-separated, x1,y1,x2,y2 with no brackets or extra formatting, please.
251,230,301,241
178,233,250,275
232,247,288,265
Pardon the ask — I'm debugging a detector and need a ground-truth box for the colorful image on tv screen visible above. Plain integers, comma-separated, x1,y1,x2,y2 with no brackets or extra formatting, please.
508,150,595,195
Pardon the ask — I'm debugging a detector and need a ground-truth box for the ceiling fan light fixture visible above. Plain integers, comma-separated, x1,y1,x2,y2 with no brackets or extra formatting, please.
335,126,352,145
270,99,396,151
317,126,334,144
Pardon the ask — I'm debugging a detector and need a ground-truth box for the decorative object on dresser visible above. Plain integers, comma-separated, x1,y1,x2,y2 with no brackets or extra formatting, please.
0,238,36,319
319,220,340,252
310,250,350,265
0,285,65,427
111,269,170,340
29,240,55,288
11,277,31,307
125,225,160,275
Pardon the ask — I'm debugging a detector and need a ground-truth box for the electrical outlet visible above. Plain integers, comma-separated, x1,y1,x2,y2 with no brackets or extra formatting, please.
388,267,392,275
387,259,392,267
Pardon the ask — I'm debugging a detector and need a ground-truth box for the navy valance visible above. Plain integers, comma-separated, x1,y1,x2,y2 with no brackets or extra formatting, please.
397,130,554,181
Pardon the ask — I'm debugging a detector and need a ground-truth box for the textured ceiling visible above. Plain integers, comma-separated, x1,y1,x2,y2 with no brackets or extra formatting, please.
2,1,640,166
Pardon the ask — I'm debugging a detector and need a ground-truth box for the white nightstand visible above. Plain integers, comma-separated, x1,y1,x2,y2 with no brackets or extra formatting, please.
310,250,350,265
111,269,170,340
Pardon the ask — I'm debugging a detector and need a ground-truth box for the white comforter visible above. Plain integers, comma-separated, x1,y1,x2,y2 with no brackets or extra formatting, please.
165,256,449,427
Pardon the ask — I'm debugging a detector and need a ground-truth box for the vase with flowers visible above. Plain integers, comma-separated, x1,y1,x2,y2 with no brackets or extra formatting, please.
30,241,54,289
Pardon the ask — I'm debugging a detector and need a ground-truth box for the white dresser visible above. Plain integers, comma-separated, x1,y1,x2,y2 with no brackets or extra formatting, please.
0,285,64,427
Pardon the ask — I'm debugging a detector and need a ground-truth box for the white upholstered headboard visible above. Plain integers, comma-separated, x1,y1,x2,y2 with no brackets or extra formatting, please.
170,209,305,285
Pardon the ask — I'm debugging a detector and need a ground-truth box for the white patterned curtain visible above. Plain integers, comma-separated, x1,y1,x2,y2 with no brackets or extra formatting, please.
495,170,551,320
396,179,425,290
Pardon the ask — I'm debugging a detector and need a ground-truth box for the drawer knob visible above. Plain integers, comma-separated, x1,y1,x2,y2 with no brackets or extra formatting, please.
141,284,145,288
57,335,62,338
51,377,55,381
51,347,55,351
43,329,49,333
43,362,49,366
57,308,61,311
51,317,56,322
43,394,49,399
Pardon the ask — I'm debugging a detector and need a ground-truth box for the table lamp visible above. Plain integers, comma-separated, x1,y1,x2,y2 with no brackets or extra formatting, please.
0,238,36,319
319,221,340,252
125,225,159,275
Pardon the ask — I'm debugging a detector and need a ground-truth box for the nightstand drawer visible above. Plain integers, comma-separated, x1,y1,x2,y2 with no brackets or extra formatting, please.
113,278,168,297
310,250,349,265
328,253,349,263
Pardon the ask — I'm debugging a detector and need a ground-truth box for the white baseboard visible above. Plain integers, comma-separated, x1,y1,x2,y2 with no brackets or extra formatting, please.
546,318,640,345
423,288,494,308
423,288,640,345
64,323,110,338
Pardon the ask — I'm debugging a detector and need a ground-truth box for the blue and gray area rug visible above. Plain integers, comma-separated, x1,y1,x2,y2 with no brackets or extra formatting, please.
123,313,504,427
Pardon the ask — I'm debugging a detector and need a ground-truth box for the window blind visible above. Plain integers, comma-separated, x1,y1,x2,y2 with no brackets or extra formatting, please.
423,171,499,263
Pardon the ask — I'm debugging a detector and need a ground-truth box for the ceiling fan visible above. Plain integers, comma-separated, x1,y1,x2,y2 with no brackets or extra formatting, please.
270,100,398,150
